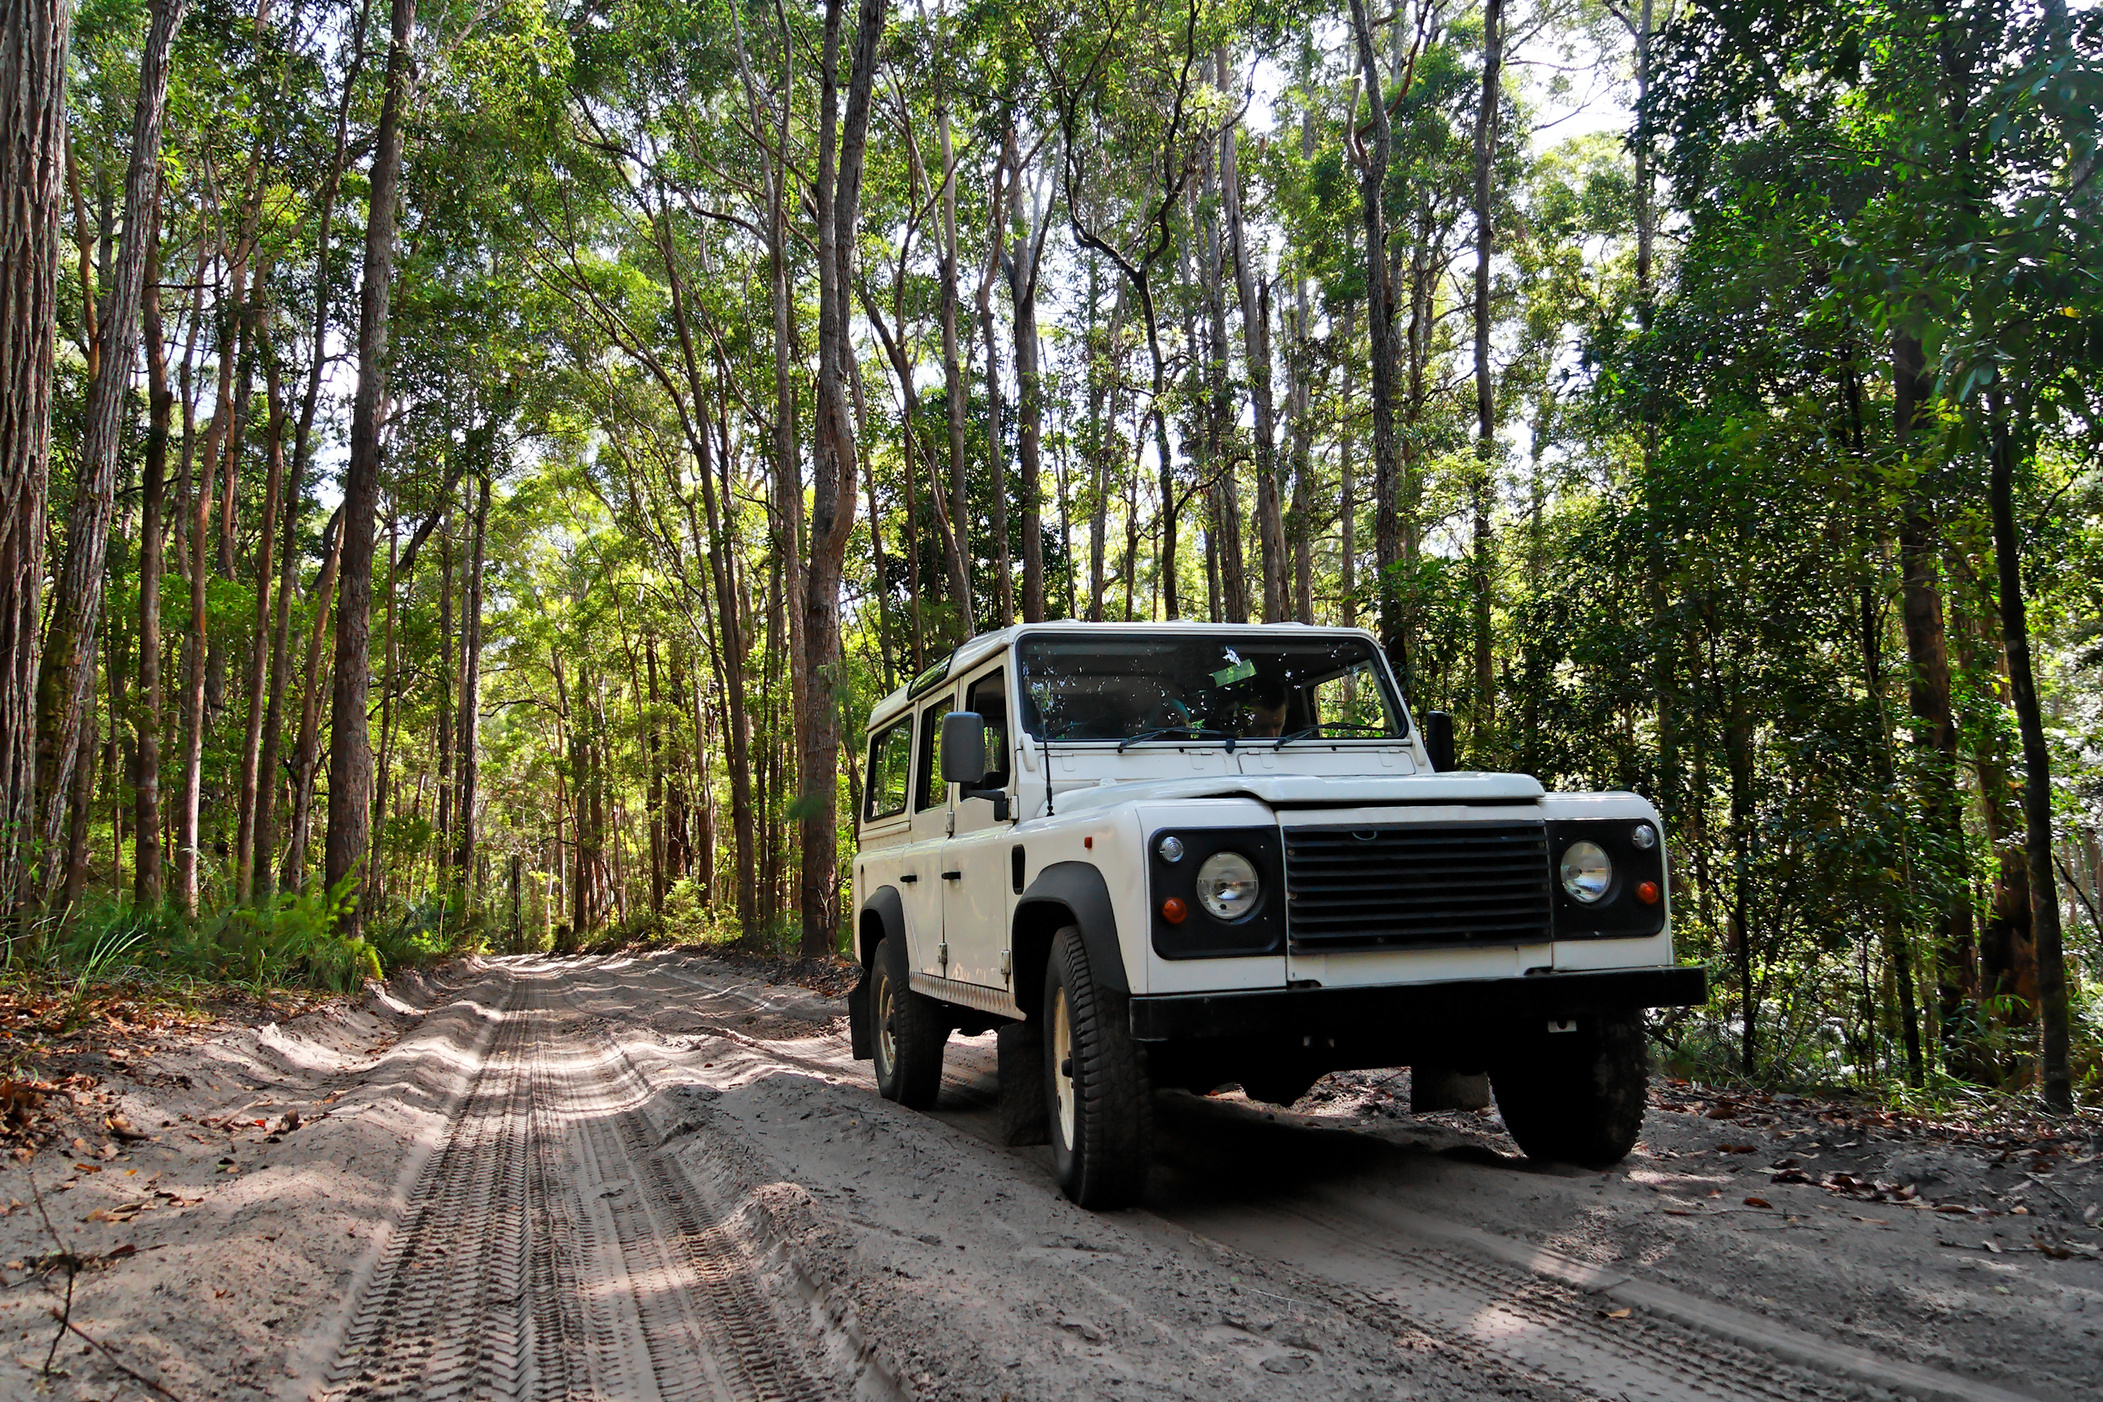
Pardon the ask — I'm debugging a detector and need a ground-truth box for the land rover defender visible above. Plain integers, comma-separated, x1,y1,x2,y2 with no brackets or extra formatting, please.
846,623,1707,1208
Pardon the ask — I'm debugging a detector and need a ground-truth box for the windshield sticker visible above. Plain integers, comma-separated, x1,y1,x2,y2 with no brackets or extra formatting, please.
1211,656,1257,687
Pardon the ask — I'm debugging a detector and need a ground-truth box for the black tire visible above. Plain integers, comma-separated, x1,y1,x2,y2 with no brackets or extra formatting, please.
870,935,947,1108
1043,927,1152,1208
1489,1011,1649,1168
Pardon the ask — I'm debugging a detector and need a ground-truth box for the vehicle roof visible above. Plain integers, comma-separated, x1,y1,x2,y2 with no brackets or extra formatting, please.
864,620,1382,731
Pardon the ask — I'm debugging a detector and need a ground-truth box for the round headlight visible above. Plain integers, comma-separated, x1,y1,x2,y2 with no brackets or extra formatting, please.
1156,834,1185,863
1559,841,1613,903
1194,851,1261,922
1631,822,1657,851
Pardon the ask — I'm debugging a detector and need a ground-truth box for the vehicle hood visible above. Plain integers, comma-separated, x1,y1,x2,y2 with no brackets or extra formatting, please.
1043,770,1546,814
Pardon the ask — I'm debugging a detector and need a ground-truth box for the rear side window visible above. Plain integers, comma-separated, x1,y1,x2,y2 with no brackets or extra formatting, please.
863,718,912,823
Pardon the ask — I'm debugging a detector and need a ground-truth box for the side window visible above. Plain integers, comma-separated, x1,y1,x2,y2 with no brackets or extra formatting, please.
964,668,1011,789
914,700,947,812
863,718,911,823
1307,661,1394,733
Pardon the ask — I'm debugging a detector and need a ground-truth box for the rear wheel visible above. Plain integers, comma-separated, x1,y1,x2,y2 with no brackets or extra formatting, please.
871,935,947,1108
1489,1011,1648,1168
1043,928,1151,1208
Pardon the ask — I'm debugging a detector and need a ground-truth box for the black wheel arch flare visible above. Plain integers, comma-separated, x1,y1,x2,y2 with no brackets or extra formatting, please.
849,884,909,1060
1012,861,1128,1020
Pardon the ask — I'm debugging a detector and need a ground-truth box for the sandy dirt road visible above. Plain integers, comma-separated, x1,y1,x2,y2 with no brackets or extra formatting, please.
1,953,2096,1401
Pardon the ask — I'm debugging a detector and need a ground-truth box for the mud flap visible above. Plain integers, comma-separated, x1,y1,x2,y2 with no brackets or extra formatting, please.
997,1019,1050,1145
848,970,873,1060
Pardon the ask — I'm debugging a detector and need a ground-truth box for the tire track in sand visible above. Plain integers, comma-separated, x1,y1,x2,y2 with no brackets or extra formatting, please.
323,965,837,1402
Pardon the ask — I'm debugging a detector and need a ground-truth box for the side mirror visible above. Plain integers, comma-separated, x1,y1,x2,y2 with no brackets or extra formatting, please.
1423,710,1456,773
940,711,988,786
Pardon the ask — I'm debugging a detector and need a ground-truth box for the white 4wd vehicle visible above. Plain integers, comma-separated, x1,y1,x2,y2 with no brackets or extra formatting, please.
847,623,1707,1208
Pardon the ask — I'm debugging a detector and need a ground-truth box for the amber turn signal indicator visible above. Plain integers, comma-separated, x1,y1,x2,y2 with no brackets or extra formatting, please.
1636,880,1660,906
1161,897,1187,924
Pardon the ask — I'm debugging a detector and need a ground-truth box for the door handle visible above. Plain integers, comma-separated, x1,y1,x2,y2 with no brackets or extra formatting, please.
941,870,963,881
899,873,918,884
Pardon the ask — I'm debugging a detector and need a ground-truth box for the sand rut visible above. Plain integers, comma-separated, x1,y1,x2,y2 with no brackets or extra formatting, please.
324,968,834,1402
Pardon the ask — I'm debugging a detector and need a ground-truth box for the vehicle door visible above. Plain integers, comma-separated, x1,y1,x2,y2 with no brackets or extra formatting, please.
901,689,955,977
941,664,1018,992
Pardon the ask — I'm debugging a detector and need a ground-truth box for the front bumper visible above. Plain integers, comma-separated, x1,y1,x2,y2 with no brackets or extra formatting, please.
1127,965,1708,1043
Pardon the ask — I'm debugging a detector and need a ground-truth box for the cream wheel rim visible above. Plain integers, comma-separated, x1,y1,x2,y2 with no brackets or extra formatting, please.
1052,986,1076,1147
875,968,897,1077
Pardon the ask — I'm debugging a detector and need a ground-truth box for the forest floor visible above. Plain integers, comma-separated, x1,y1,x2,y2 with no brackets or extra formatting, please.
0,952,2095,1402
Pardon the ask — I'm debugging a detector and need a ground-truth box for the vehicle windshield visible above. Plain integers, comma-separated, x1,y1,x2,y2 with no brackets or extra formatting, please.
1017,633,1408,743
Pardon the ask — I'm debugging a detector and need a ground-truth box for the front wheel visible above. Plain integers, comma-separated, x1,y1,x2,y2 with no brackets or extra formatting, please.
1489,1011,1648,1168
871,935,947,1108
1043,928,1152,1208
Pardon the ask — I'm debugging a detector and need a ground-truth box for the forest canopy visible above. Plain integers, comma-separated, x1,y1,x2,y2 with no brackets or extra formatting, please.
0,0,2099,1107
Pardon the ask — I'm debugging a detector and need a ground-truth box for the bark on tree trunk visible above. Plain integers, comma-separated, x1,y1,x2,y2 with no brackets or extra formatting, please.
284,510,343,891
1348,0,1404,683
434,524,454,854
325,0,417,932
0,0,70,918
800,0,886,960
1469,0,1502,739
134,201,171,906
976,149,1013,629
1987,398,2072,1114
33,0,186,897
1198,152,1247,626
234,264,286,902
1219,49,1286,623
1893,332,1975,1071
175,282,236,916
1006,143,1049,623
937,94,975,635
453,469,487,889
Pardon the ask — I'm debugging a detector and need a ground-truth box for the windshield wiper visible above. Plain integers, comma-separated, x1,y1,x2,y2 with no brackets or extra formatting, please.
1273,722,1393,748
1116,725,1237,753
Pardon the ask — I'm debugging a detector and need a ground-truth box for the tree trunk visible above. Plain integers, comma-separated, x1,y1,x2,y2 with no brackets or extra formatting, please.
1469,0,1502,738
325,0,417,931
453,469,487,889
434,523,454,854
645,634,664,916
33,0,186,898
0,0,69,917
1006,144,1048,623
937,93,974,634
1947,565,2037,1049
283,510,343,891
1893,332,1975,1069
976,151,1013,629
1198,149,1247,625
800,0,886,960
1348,0,1404,682
234,263,286,901
176,282,237,916
134,200,171,905
1219,49,1286,623
1986,398,2071,1114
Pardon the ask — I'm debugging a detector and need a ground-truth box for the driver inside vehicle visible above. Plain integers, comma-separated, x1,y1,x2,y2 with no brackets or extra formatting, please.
1240,680,1288,738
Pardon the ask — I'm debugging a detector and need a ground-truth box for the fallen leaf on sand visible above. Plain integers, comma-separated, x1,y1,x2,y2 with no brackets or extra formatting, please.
1602,1308,1632,1319
1744,1197,1773,1209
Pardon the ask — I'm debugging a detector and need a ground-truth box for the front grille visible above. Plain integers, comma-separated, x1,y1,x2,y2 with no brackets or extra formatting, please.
1283,822,1552,950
